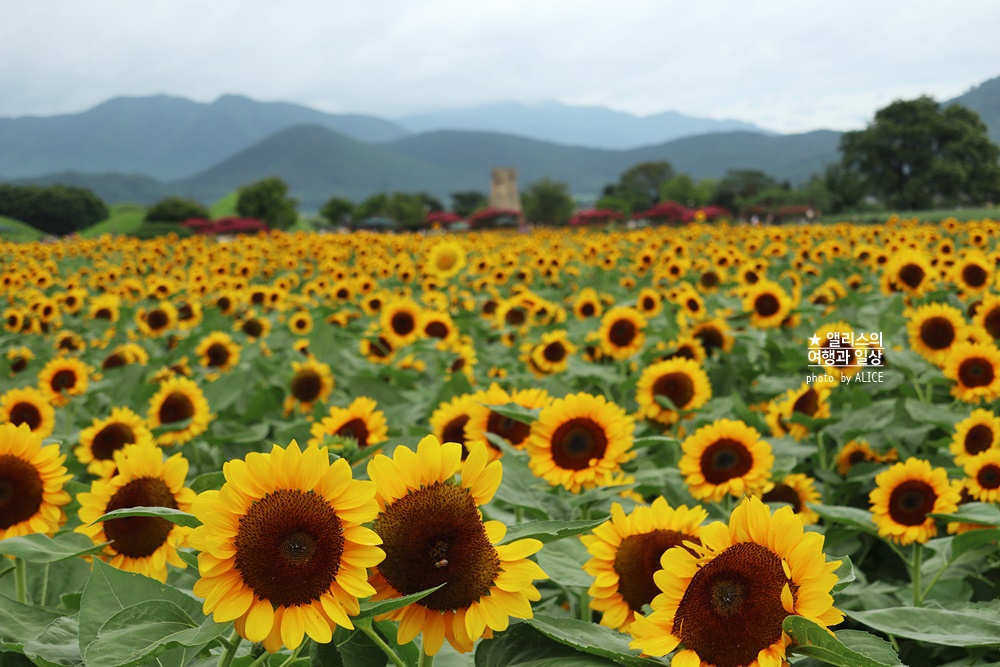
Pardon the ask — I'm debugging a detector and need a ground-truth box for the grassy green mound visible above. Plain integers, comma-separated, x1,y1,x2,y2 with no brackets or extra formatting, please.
0,215,45,242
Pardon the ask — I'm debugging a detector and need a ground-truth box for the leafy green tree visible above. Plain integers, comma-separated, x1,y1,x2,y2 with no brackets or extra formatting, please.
355,193,389,221
235,177,298,229
355,192,426,229
522,179,574,226
615,161,675,212
660,174,716,208
416,193,444,213
0,184,108,235
822,163,867,213
594,194,631,217
450,190,488,218
711,170,779,212
319,197,354,226
144,196,209,223
840,96,1000,209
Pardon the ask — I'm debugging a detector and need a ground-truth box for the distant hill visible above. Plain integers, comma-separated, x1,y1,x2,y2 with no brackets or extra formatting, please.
947,75,1000,144
0,94,409,180
9,172,170,205
397,101,773,150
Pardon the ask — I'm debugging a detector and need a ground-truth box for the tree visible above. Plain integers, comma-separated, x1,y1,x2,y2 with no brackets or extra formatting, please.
840,96,1000,210
822,164,867,213
235,177,297,230
0,184,108,235
355,192,425,229
522,179,574,226
450,190,488,218
711,170,779,212
594,194,631,217
416,193,444,214
616,161,675,212
320,197,354,226
144,196,209,223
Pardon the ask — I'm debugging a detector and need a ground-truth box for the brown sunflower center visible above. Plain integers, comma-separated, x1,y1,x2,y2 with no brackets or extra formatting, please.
291,370,323,402
11,357,28,374
374,481,500,612
426,321,449,339
242,318,263,338
686,298,700,313
103,477,179,558
761,484,802,513
965,424,994,456
888,480,937,526
792,388,819,417
94,308,113,320
441,416,470,446
550,418,608,470
8,402,42,431
984,308,1000,340
0,454,45,529
898,264,925,289
700,439,753,484
543,342,566,363
963,264,988,287
580,302,596,317
50,369,77,391
206,343,231,367
369,337,393,359
958,357,995,388
102,352,127,370
59,336,79,351
217,296,232,312
147,309,169,330
977,465,1000,490
754,294,780,317
391,312,416,337
614,530,700,612
919,317,955,350
159,392,194,424
642,296,656,311
609,319,637,347
505,308,526,327
673,542,790,667
487,411,532,446
652,372,694,410
92,423,137,460
336,419,371,447
695,327,724,355
234,489,345,606
700,272,720,289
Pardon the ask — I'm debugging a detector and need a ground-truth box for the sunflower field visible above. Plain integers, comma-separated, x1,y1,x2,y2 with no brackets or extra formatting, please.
2,218,1000,667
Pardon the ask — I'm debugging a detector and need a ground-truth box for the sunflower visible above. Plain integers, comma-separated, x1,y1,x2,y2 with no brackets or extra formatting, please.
0,422,72,539
189,441,383,652
764,382,831,440
635,358,712,425
951,409,1000,465
906,303,967,363
836,440,898,476
679,419,773,502
811,321,866,381
942,342,1000,403
429,394,480,455
952,252,993,295
287,310,313,336
964,450,1000,503
628,496,844,666
0,386,56,440
420,310,458,344
308,397,389,450
37,357,92,407
7,346,33,376
361,334,396,365
101,343,149,371
381,299,423,347
882,250,933,297
598,307,647,360
760,473,821,525
76,443,195,581
869,458,960,545
196,332,241,373
136,301,178,337
526,393,635,493
235,310,271,342
581,498,707,632
76,407,156,478
147,376,212,446
366,436,546,655
636,288,663,317
426,240,467,280
573,288,603,319
743,280,792,329
464,384,553,457
947,479,990,535
527,330,576,376
283,359,335,416
973,293,1000,342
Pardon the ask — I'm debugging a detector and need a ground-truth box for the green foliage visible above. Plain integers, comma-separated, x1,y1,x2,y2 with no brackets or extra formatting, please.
143,196,209,223
129,222,194,240
840,96,1000,209
79,203,147,238
0,183,108,235
320,196,355,226
522,178,574,225
659,173,717,208
235,176,298,229
710,169,779,212
209,191,239,218
355,192,428,229
609,161,675,212
593,194,631,217
451,190,488,217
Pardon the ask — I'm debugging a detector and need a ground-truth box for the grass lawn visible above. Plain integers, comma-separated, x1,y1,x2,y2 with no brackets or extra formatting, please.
79,203,147,238
0,215,44,242
827,206,1000,224
209,192,238,218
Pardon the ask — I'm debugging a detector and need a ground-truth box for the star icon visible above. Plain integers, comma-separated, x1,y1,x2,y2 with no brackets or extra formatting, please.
808,335,822,347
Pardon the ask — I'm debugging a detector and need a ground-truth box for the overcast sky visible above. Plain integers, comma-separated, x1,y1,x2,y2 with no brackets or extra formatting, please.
2,1,998,133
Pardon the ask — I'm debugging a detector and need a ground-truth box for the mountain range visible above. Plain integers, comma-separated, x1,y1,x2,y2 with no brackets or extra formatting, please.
2,75,998,210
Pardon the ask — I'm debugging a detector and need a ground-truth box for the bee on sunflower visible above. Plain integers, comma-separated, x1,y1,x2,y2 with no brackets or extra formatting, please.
0,422,72,539
869,458,960,545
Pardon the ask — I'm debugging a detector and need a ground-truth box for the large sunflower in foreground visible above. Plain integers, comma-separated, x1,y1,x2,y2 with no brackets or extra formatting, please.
189,442,383,653
942,342,1000,403
679,419,773,501
951,409,1000,465
526,393,635,493
0,423,72,539
628,496,844,666
635,358,712,425
147,376,212,446
0,386,56,440
581,498,707,632
77,442,195,582
37,356,92,407
308,396,389,450
76,407,156,478
366,436,546,655
869,458,960,545
283,359,335,416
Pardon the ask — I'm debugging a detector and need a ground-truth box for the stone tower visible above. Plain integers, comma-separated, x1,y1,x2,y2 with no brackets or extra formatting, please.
489,168,521,212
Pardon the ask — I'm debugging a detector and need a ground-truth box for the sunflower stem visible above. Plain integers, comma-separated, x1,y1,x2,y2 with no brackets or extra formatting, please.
358,622,407,667
13,558,27,604
577,589,591,622
216,629,242,667
515,506,524,524
911,543,923,607
418,648,435,667
246,653,270,667
276,641,306,667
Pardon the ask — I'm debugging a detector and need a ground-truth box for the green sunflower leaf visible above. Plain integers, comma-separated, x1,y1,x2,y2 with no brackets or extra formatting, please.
476,622,620,667
784,616,902,666
500,518,609,545
0,593,62,652
847,601,1000,647
22,615,83,667
525,615,664,667
90,506,201,528
809,504,878,534
929,502,1000,527
481,402,541,425
189,471,227,494
356,583,446,620
831,555,856,594
0,532,110,563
